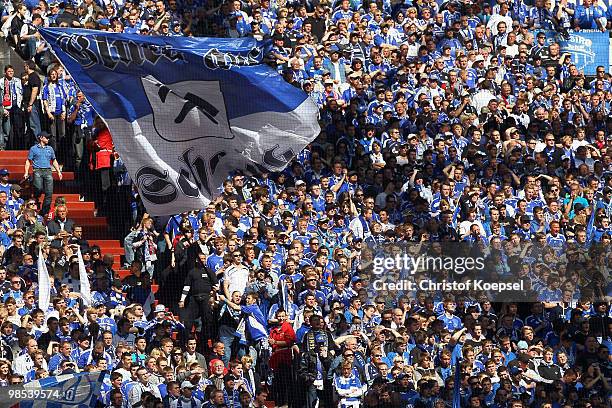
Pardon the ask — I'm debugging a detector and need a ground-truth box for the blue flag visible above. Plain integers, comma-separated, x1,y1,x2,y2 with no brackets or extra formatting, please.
39,29,319,215
1,371,105,407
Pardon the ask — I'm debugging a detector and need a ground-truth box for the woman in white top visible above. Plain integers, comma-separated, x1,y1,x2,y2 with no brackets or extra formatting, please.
369,141,386,170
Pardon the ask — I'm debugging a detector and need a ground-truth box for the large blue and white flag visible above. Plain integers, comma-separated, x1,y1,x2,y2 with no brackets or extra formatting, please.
0,371,104,407
39,29,320,215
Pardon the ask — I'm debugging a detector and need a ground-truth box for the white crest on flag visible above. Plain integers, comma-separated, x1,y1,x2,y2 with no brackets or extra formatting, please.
141,75,234,142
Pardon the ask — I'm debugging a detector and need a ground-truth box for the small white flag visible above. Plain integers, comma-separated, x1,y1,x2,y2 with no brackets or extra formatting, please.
77,248,92,307
37,247,50,313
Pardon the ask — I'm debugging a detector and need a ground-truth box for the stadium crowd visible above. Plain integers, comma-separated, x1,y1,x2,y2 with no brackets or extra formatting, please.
0,0,612,407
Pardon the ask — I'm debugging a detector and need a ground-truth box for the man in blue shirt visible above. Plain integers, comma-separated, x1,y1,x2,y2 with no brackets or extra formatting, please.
23,131,62,215
574,0,606,30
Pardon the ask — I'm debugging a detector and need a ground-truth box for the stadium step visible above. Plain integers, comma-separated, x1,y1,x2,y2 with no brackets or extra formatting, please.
52,194,82,201
0,156,28,165
89,240,123,247
0,150,27,159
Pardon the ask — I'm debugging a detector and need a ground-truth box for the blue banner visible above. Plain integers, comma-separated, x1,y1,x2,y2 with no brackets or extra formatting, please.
537,30,610,75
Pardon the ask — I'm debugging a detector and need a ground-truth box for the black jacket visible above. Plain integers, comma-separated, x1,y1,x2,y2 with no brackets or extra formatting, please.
298,350,332,385
46,217,76,248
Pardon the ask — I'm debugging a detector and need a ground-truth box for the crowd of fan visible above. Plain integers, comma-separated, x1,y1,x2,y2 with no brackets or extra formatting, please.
0,0,611,407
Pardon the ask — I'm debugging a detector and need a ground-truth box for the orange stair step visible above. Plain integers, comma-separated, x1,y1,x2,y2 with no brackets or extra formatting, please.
98,245,124,252
0,151,28,159
71,216,108,226
91,244,124,253
90,240,123,247
3,165,42,173
66,202,96,211
52,194,82,201
0,157,28,165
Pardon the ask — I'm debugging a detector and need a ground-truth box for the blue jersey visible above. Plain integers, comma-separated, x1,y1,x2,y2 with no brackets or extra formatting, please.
68,99,95,127
41,83,66,115
438,314,463,331
206,253,224,274
545,233,566,254
97,316,117,335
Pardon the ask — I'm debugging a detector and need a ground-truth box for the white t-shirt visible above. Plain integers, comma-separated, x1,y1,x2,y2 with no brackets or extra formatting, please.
224,264,249,295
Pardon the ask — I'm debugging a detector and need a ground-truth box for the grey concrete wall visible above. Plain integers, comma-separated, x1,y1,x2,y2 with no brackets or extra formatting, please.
0,39,26,70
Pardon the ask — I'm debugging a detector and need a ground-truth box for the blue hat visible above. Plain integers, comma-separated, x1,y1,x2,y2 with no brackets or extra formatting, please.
0,168,8,176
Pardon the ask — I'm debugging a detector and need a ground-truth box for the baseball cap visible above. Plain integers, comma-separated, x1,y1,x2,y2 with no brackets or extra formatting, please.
181,381,196,389
154,304,166,313
37,131,51,139
315,333,327,344
0,168,8,176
